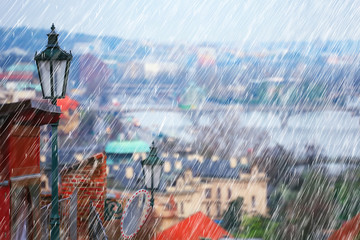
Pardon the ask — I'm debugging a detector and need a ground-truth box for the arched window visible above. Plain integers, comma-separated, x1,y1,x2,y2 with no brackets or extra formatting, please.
206,202,211,216
217,188,221,199
216,203,221,217
205,188,211,199
228,188,232,200
252,196,256,209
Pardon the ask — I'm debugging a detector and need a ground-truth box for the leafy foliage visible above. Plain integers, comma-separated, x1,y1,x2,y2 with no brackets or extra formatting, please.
334,169,360,225
221,197,243,233
268,171,339,240
255,144,295,186
238,215,271,238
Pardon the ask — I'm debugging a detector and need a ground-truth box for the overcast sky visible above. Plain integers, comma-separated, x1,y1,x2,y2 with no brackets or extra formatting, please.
1,0,360,44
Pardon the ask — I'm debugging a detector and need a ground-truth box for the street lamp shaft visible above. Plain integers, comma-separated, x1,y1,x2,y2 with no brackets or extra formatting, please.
150,189,154,208
50,122,60,240
151,165,154,207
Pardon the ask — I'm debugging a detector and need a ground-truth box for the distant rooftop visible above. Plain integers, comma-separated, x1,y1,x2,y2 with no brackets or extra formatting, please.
107,155,251,191
105,140,150,155
0,73,33,81
9,82,41,91
6,63,37,73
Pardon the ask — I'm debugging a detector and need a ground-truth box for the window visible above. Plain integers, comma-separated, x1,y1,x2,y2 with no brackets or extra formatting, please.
184,170,192,183
177,178,184,188
205,188,212,199
252,196,256,208
217,188,221,199
125,167,134,179
228,188,232,200
175,161,182,170
165,203,172,211
216,203,221,217
164,161,171,173
180,202,184,214
206,202,211,216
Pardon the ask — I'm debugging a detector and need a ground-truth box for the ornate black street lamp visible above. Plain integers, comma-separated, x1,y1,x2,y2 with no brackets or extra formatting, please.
35,24,72,104
34,24,72,240
141,142,164,207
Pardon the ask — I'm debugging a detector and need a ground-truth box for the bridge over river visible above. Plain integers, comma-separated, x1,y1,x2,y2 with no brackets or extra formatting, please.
95,104,360,127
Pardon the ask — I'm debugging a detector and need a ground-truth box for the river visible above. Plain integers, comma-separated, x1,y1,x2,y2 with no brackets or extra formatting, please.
125,108,360,158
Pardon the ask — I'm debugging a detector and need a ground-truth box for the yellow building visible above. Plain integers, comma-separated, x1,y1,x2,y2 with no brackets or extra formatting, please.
101,149,268,232
152,156,268,231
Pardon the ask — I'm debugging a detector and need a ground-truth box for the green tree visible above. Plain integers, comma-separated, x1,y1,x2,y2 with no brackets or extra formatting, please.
269,88,281,106
287,81,327,106
221,197,243,233
269,171,338,240
334,169,360,225
238,215,271,238
253,82,268,104
256,145,295,187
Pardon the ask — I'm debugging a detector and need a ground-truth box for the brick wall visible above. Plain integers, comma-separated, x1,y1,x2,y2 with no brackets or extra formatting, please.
60,153,107,238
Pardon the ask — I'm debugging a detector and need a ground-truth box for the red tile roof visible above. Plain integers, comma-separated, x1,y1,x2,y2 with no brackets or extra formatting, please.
328,213,360,240
57,95,79,111
154,212,231,240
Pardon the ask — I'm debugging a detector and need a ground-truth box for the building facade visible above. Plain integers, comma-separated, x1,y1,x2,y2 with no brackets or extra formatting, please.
104,143,268,232
166,165,267,220
156,163,267,231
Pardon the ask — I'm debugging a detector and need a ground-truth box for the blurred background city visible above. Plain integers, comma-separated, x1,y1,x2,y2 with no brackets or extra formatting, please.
0,1,359,239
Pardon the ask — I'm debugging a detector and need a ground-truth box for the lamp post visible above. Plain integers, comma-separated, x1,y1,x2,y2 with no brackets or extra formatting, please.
34,24,72,240
141,142,164,207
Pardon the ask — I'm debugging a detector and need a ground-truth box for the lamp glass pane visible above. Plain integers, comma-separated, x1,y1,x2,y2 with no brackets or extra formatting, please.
38,61,51,98
153,165,162,189
53,60,67,97
144,165,152,189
